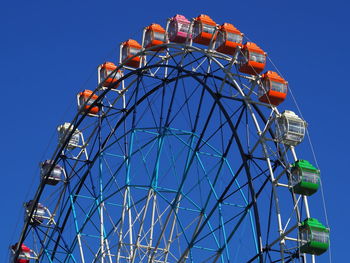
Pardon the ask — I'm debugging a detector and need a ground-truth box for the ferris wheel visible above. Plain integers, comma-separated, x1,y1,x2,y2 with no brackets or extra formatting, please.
11,14,330,263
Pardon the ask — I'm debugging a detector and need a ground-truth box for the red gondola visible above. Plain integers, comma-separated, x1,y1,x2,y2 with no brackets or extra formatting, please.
239,42,266,75
258,71,288,106
10,243,31,263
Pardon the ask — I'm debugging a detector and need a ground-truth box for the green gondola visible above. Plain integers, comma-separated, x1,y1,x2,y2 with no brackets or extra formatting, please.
299,218,330,255
290,160,320,196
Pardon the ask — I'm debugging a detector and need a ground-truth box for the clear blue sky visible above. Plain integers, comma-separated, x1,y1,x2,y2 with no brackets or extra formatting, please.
0,0,347,262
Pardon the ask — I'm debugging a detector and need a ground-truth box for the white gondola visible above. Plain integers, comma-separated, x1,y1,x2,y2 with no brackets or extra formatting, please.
24,201,46,226
276,110,306,146
40,160,63,185
57,122,81,150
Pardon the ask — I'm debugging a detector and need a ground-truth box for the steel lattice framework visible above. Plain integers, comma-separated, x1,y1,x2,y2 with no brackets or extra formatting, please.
14,43,319,263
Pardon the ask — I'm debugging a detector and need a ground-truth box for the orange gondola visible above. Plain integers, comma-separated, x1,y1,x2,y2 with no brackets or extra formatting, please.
78,89,99,115
239,42,266,75
258,71,288,106
98,62,122,87
215,23,243,55
193,14,217,46
144,23,166,51
121,39,142,68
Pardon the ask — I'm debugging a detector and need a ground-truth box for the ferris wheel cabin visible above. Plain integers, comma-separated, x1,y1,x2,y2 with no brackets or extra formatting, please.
192,14,217,46
258,71,288,106
144,23,166,51
98,62,122,87
276,110,306,146
299,218,330,255
168,14,192,43
57,122,81,150
40,160,63,186
77,90,100,115
121,39,142,68
239,42,266,75
215,23,243,55
290,160,320,196
10,243,31,263
24,201,46,226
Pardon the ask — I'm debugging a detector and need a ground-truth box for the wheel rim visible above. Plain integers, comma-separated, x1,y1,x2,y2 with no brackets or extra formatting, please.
15,44,317,263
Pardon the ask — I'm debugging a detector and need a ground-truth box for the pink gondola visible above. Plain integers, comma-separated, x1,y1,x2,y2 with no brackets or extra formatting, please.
168,14,192,43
